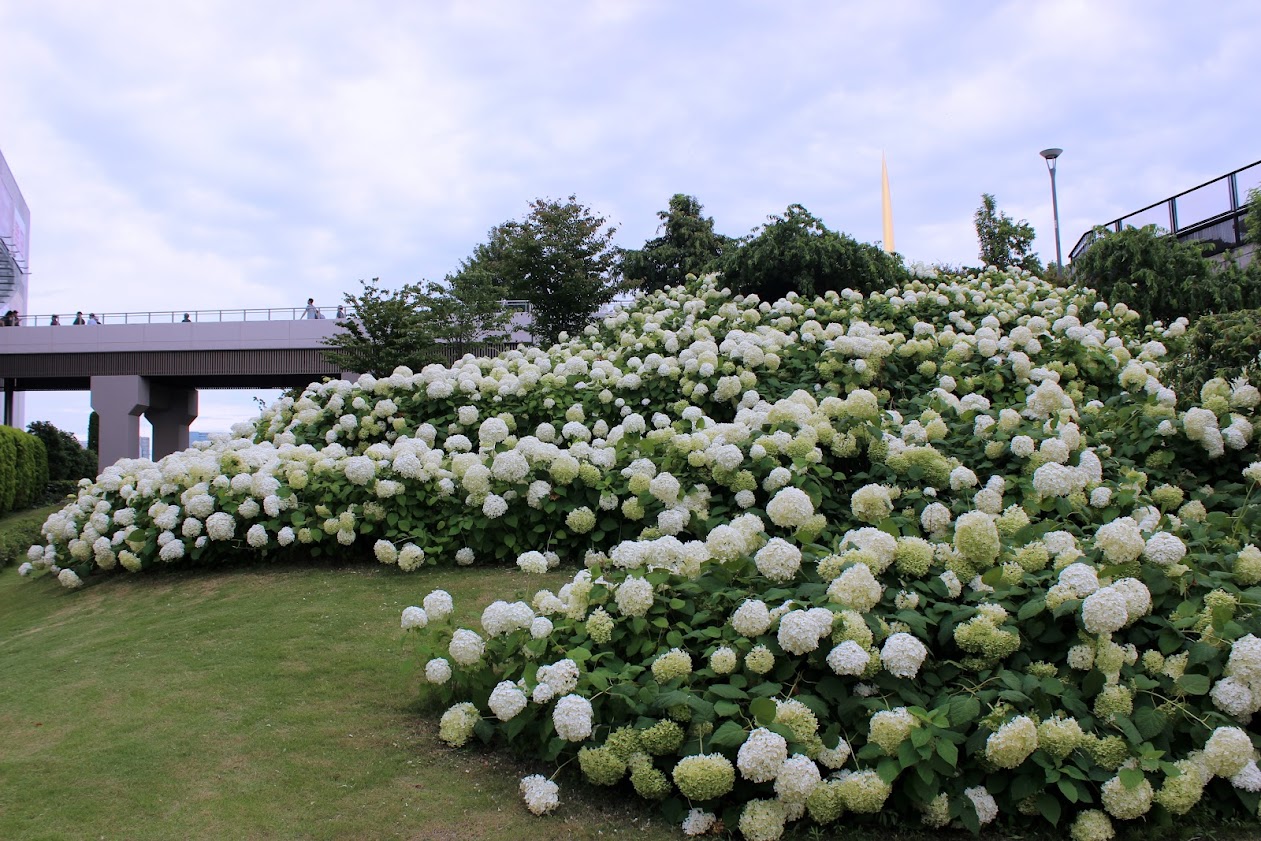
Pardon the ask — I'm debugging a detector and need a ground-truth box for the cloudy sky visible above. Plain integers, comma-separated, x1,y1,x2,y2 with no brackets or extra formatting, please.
2,0,1258,438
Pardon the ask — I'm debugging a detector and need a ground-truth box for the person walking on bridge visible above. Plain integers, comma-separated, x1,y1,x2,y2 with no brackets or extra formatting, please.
303,298,319,319
73,312,85,325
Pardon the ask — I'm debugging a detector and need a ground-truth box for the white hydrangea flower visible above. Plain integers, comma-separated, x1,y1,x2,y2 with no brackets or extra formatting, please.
754,538,802,583
519,774,560,815
765,486,814,529
731,599,772,637
614,575,654,617
489,680,528,721
881,632,928,679
400,606,428,629
1143,532,1187,566
424,658,451,684
1081,587,1129,634
423,590,454,621
737,727,788,783
449,629,485,666
552,694,594,741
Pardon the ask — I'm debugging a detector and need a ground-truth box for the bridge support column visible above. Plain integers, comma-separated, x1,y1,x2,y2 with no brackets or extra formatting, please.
3,378,13,427
147,385,198,460
90,375,149,472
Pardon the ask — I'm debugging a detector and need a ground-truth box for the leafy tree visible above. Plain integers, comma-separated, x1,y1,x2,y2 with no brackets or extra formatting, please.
436,257,519,349
1165,307,1261,406
458,196,624,344
321,275,514,377
1070,225,1231,324
322,279,441,376
1245,186,1261,247
974,193,1043,272
27,420,95,482
716,204,907,301
619,194,732,292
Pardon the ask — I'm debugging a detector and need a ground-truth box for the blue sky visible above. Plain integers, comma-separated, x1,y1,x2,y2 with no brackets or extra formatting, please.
1,0,1259,438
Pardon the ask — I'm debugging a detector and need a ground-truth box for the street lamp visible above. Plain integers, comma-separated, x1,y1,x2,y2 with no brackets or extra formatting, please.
1040,148,1063,269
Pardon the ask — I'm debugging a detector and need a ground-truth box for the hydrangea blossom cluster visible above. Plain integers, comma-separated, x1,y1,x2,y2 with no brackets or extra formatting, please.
27,268,1261,837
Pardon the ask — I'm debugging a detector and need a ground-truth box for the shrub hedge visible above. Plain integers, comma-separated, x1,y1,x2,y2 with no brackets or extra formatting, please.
0,426,49,516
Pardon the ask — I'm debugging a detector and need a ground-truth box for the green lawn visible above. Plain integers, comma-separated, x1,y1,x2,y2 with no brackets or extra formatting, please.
0,561,677,841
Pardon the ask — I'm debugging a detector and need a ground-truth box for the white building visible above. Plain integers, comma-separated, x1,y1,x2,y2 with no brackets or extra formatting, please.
0,147,30,428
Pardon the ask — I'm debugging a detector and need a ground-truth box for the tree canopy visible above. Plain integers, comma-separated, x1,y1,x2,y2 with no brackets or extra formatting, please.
716,204,907,301
974,193,1042,273
321,275,511,377
1072,224,1261,325
618,194,732,292
455,196,624,344
26,420,91,482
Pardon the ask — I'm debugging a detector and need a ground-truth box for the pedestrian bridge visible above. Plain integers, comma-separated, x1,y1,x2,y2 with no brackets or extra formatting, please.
0,305,530,469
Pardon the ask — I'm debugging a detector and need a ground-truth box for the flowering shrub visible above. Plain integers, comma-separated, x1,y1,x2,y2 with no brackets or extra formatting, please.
22,267,1261,838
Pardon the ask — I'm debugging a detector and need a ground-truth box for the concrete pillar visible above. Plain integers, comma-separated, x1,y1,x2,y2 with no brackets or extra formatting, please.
90,375,149,472
147,385,198,460
3,378,13,427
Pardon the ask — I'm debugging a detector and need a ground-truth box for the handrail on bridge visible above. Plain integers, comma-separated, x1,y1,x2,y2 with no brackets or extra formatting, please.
1,300,535,328
1069,159,1261,263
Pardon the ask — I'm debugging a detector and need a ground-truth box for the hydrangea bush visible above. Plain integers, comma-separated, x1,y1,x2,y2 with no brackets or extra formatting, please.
21,269,1261,838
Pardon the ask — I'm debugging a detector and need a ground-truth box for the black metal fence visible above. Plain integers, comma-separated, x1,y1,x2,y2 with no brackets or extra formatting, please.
1070,159,1261,262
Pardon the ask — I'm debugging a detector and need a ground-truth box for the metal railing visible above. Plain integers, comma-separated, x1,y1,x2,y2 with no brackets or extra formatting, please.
1070,159,1261,262
1,300,535,328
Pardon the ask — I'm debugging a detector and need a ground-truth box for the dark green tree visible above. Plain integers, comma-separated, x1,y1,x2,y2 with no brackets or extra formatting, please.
1070,225,1233,324
87,412,99,457
322,279,445,376
435,259,518,349
27,420,95,482
619,194,732,292
716,204,908,301
321,275,514,377
1244,186,1261,248
459,196,624,344
974,193,1043,272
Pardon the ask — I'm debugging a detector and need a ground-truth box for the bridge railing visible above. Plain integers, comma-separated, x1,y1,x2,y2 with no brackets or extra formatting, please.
4,300,535,328
1069,159,1261,263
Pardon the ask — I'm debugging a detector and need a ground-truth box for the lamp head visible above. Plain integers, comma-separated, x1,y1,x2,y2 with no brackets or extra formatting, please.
1040,148,1063,160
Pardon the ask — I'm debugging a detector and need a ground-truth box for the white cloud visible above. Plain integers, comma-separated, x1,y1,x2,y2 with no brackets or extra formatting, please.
3,0,1260,432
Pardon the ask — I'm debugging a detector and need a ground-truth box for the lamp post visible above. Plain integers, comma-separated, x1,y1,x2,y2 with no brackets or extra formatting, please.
1040,148,1063,269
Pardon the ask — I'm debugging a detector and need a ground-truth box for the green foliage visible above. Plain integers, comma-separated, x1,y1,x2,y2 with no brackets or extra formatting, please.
13,434,47,510
0,503,59,569
322,278,442,376
0,428,15,512
87,411,99,455
433,264,515,349
1070,225,1231,324
1165,308,1261,403
618,194,732,293
717,204,908,301
322,276,512,377
974,193,1042,272
458,196,624,344
1245,186,1261,248
0,426,47,515
27,420,96,482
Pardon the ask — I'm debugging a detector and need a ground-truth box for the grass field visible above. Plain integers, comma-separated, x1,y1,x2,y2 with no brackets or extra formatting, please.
0,554,679,841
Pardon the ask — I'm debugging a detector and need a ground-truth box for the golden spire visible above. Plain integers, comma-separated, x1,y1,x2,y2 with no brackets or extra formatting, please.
881,152,895,253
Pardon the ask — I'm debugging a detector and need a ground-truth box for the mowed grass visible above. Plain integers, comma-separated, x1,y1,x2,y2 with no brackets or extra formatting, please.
0,558,677,841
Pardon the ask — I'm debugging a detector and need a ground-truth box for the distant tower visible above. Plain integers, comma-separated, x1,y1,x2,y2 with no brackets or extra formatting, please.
881,152,895,254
